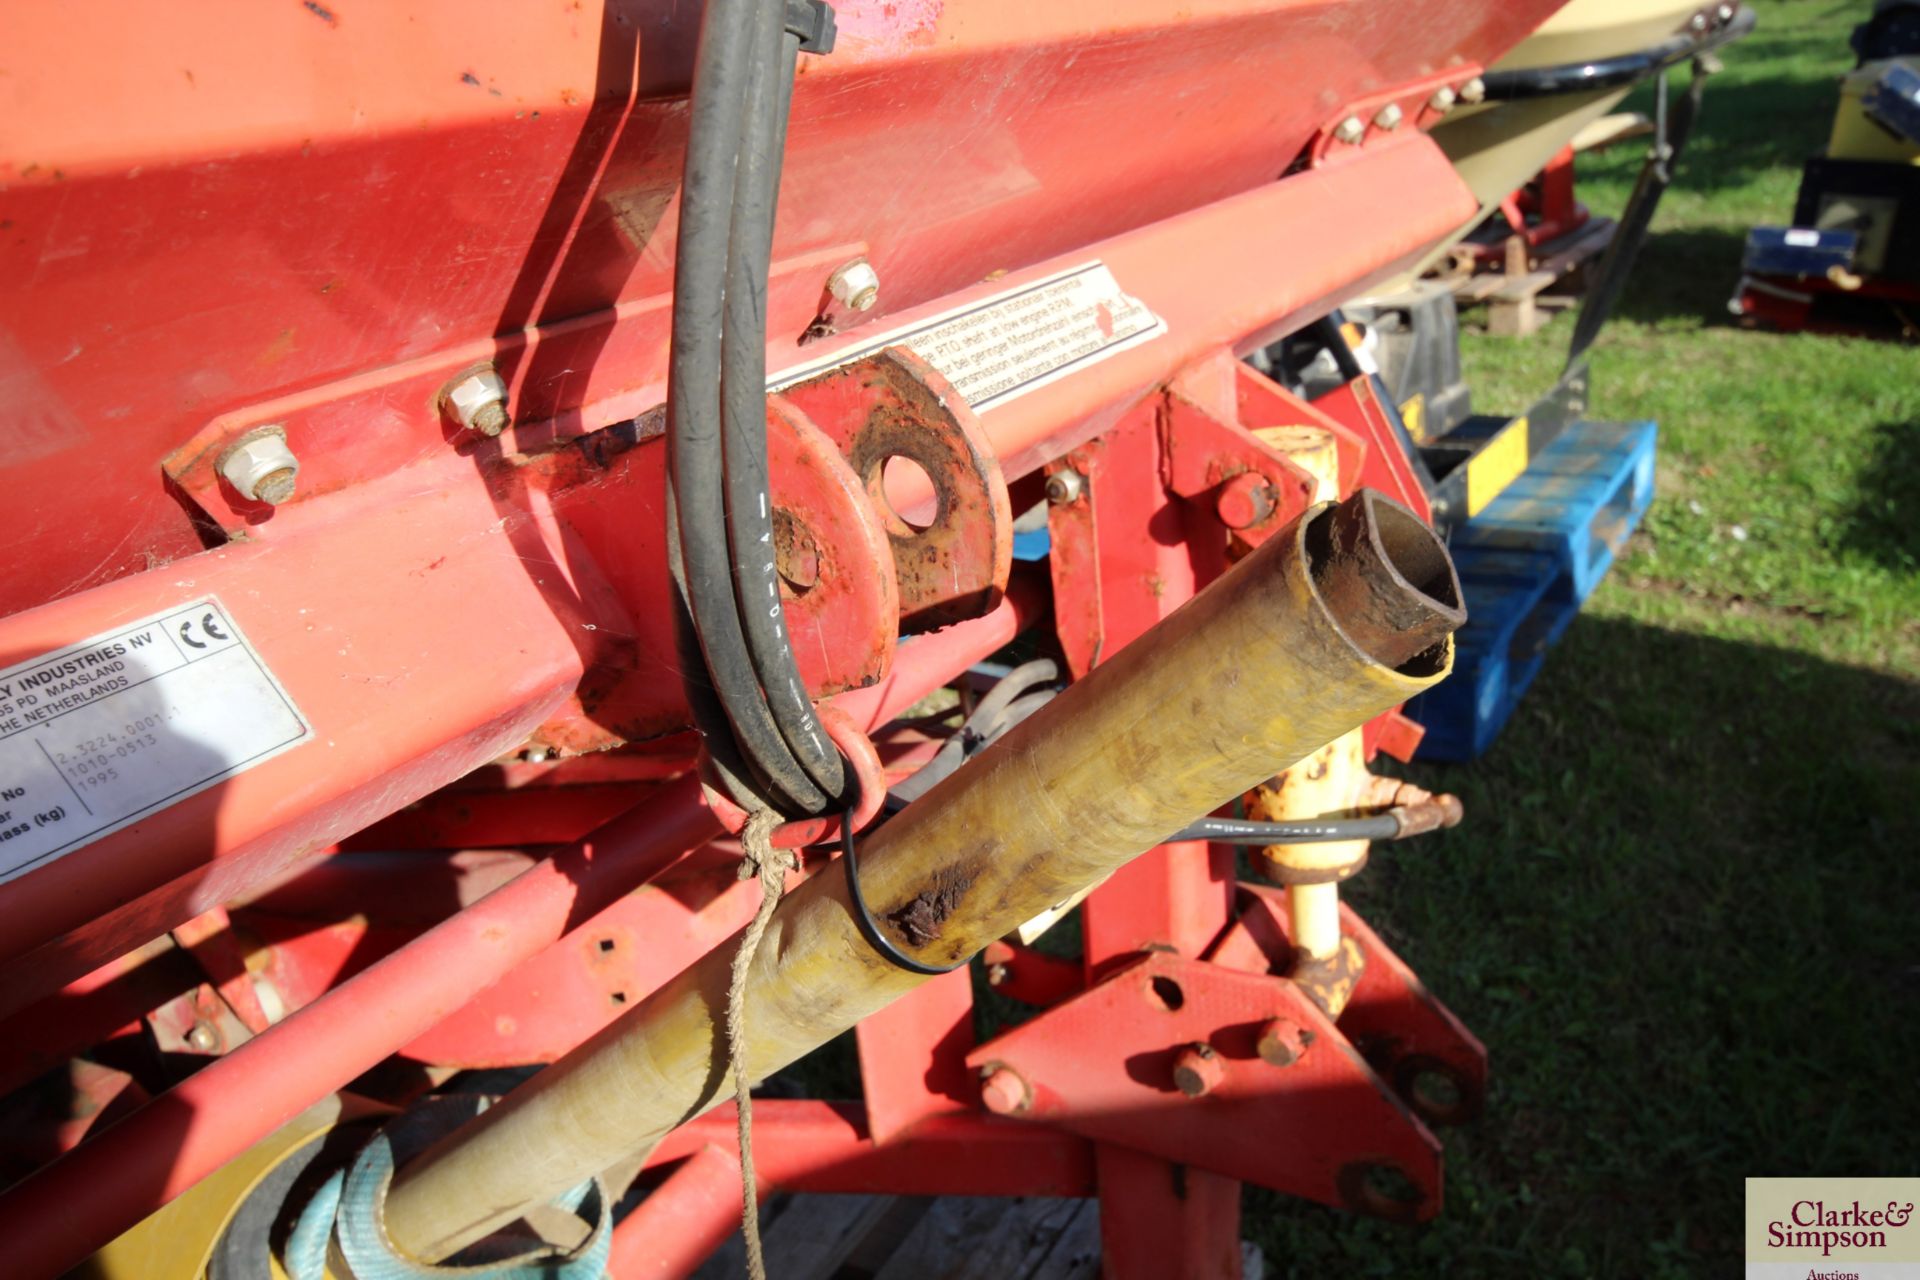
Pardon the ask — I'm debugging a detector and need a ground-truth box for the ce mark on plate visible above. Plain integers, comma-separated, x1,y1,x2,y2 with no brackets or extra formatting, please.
178,612,232,651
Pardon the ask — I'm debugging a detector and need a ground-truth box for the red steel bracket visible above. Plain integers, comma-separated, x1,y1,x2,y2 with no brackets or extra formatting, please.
1162,388,1318,550
778,348,1013,633
965,950,1445,1222
1210,882,1488,1129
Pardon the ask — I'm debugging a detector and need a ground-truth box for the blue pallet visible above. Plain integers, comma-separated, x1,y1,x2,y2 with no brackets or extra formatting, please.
1447,419,1656,606
1410,419,1657,761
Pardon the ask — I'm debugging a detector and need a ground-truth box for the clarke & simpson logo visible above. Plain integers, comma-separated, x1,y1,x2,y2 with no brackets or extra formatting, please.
1768,1199,1915,1256
1748,1179,1920,1279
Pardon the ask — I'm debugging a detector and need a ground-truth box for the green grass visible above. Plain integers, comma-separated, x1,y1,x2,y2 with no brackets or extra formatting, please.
1247,2,1920,1274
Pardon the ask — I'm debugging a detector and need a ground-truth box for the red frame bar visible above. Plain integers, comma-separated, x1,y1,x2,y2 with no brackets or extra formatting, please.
0,592,1031,1280
609,1144,757,1280
0,777,716,1280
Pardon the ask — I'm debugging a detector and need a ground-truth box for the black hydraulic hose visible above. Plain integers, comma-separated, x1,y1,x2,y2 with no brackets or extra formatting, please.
1480,3,1756,101
881,666,1439,845
667,0,826,814
1172,815,1404,845
722,11,844,803
667,521,762,811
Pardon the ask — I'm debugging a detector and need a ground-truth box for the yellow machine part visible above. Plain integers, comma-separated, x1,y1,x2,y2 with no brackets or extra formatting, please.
81,1095,382,1280
378,494,1460,1261
1828,59,1920,164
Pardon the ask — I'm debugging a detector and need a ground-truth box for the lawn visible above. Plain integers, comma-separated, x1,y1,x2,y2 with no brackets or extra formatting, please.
1246,1,1920,1274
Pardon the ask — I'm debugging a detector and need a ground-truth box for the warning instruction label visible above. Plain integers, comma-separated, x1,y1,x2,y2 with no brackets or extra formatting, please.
773,262,1165,411
0,599,309,885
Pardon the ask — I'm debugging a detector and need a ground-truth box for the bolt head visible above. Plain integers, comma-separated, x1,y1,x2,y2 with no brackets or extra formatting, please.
1215,472,1277,530
1689,11,1709,30
442,366,511,436
1171,1043,1224,1098
828,259,881,312
1458,76,1486,105
1428,86,1457,114
1045,468,1086,505
218,427,301,506
1715,1,1735,19
1373,102,1404,131
185,1021,220,1053
1333,115,1367,145
980,1067,1030,1115
1256,1018,1311,1067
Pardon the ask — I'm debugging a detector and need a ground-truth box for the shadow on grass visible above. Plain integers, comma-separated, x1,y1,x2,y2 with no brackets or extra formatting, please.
1585,65,1835,200
1250,611,1920,1278
1835,420,1920,575
1603,226,1752,328
1684,73,1831,188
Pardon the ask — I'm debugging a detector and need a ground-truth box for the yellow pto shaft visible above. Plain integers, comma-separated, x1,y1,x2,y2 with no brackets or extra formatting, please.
382,490,1464,1261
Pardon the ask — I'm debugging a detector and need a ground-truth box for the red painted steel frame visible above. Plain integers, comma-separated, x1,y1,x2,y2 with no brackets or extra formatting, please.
0,598,1030,1280
0,1,1554,614
0,777,717,1280
0,3,1547,1272
610,1144,761,1280
0,136,1480,1017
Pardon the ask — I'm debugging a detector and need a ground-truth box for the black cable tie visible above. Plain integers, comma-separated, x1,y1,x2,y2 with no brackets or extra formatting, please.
840,805,968,976
785,0,837,54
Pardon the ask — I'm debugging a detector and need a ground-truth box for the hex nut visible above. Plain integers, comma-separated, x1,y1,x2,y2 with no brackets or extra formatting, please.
1373,102,1404,131
218,427,300,506
828,259,881,312
1333,115,1367,146
1428,86,1457,114
1045,468,1086,505
442,366,511,437
1458,76,1486,105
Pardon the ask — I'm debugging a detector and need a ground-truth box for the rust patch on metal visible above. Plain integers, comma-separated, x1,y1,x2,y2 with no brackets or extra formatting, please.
887,862,979,947
1304,491,1463,672
1335,1160,1427,1224
1389,1052,1484,1127
778,349,1012,634
1291,934,1366,1018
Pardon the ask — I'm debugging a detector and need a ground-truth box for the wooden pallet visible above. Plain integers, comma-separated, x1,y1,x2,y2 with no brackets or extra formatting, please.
691,1193,1267,1280
1443,216,1616,337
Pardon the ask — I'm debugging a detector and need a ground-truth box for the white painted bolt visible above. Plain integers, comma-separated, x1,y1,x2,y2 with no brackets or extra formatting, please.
1373,102,1404,131
218,427,300,506
1715,2,1735,20
1458,76,1486,105
441,366,511,437
1428,86,1457,114
828,259,881,312
1333,115,1367,146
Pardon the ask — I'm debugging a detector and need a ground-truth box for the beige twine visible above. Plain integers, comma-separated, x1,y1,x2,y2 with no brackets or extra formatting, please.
727,809,797,1280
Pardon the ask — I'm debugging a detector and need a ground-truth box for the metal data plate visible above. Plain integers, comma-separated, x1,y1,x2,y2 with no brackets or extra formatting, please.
0,598,310,885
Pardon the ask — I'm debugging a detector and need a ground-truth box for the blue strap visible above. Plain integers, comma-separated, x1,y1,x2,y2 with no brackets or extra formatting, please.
289,1097,611,1279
